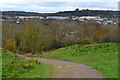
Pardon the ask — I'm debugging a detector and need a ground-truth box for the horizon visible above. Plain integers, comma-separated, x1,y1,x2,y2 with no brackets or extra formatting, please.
0,0,119,13
1,8,119,14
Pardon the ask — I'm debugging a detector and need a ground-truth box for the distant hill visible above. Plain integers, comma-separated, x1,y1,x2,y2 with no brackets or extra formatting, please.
1,9,120,18
1,11,50,17
53,9,119,18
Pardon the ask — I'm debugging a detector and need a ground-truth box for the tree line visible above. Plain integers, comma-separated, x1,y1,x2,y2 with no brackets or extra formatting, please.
2,19,118,54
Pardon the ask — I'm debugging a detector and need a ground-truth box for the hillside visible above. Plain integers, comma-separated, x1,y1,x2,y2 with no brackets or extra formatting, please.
2,49,53,78
51,10,119,18
1,43,119,78
1,9,119,18
40,43,119,78
2,49,104,78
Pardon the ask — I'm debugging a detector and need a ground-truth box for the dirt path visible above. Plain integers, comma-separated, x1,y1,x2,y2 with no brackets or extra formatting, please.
19,54,104,78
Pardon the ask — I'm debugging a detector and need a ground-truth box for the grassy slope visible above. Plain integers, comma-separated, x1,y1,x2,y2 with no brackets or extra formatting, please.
0,49,2,79
2,49,53,78
40,43,118,78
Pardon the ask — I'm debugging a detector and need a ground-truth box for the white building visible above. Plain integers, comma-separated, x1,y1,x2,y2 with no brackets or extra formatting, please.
46,16,70,20
79,16,101,20
15,16,44,19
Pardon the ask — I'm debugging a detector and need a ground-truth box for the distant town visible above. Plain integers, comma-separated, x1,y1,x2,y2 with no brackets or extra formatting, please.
1,15,118,25
1,9,120,25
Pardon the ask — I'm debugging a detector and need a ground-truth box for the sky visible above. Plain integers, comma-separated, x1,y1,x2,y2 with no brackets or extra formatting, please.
0,0,119,13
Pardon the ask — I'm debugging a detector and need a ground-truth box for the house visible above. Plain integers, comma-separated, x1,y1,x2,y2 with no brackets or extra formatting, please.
71,16,78,20
106,21,113,24
1,19,6,21
103,21,113,25
16,19,24,24
71,16,85,21
77,19,85,21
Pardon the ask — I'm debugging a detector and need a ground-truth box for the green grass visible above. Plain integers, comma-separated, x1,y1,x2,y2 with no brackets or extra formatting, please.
0,49,2,79
40,43,118,78
2,49,54,78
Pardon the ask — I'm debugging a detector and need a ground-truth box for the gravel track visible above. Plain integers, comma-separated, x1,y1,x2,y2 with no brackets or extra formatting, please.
19,54,105,79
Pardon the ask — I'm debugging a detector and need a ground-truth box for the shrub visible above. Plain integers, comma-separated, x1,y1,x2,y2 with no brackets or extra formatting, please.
4,40,17,53
82,37,91,44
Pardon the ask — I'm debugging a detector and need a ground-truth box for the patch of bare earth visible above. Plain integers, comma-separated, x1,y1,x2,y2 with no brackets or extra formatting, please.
19,54,105,78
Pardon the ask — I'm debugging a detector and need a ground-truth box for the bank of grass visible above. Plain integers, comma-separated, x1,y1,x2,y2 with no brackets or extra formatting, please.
0,49,2,79
40,43,118,78
2,49,53,78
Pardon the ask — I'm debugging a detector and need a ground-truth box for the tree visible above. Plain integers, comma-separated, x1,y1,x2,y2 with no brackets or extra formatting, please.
75,8,79,11
21,25,44,54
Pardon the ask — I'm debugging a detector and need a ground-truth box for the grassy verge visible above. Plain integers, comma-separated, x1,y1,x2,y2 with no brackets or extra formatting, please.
2,49,54,78
0,49,2,79
39,43,118,78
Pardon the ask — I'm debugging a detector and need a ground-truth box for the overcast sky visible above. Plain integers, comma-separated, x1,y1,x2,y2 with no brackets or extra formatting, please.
0,0,119,13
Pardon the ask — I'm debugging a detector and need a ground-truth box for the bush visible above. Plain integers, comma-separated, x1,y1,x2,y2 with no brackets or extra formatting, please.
4,40,17,53
82,37,91,44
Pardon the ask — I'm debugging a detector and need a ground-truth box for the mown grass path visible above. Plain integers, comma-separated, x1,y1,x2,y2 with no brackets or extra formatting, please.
18,54,105,78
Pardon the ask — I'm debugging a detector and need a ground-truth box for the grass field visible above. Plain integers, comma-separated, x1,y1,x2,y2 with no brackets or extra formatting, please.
2,49,53,78
40,43,118,78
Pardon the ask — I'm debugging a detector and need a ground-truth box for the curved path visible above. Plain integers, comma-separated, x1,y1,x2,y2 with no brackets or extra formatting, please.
19,54,105,78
